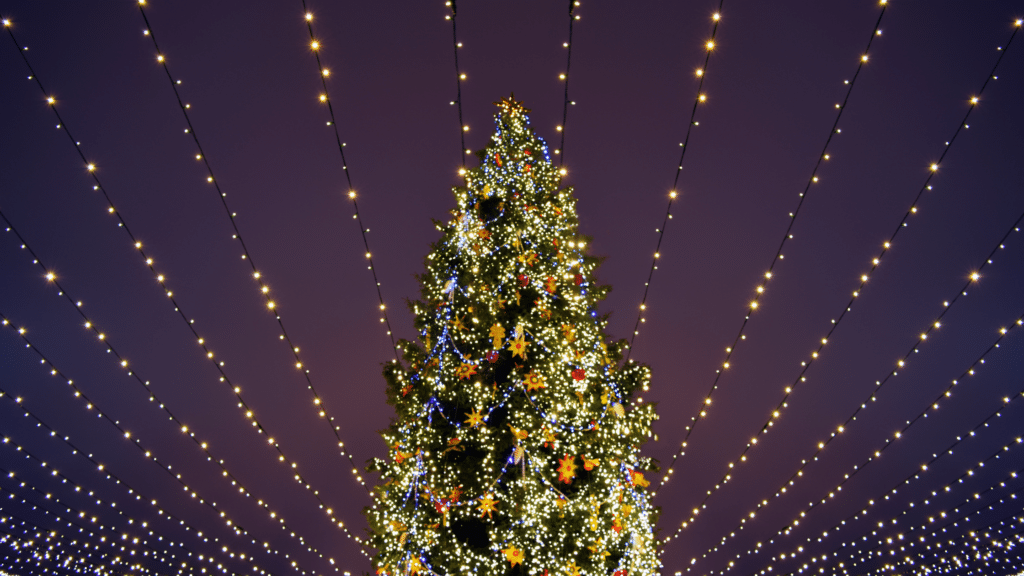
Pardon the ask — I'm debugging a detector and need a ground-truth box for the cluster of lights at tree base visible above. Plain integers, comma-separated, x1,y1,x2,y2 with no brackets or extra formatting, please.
365,97,660,576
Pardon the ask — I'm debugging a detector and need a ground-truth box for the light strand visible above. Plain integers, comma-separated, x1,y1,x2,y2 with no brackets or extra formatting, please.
133,0,383,495
859,495,1024,576
0,519,122,576
0,214,372,562
1,442,232,574
624,0,726,362
647,0,887,457
0,472,192,573
0,315,328,575
3,18,375,557
0,427,270,575
686,307,1024,571
297,1,401,364
444,0,468,163
0,14,370,520
666,200,1024,545
657,15,1021,496
0,510,148,576
837,464,1024,575
734,398,1024,575
555,0,579,165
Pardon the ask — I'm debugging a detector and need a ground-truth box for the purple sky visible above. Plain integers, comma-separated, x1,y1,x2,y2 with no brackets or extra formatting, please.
1,2,1023,575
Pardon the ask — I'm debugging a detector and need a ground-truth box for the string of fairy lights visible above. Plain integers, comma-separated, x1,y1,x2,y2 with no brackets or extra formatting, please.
0,315,325,575
651,0,889,476
0,518,131,576
0,473,189,572
444,0,469,163
879,516,1024,576
734,393,1024,575
1,3,1022,575
556,0,579,165
0,511,153,576
623,0,727,364
690,307,1024,574
2,14,378,569
666,196,1024,548
2,441,229,571
133,0,382,493
0,212,372,564
295,0,401,365
0,415,271,574
834,463,1024,574
855,494,1024,576
661,20,1024,556
0,518,125,576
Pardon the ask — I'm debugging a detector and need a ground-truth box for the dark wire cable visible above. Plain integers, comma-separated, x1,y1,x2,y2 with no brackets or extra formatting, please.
557,0,577,166
624,0,726,362
655,20,1019,507
134,4,395,489
448,0,467,164
298,0,402,363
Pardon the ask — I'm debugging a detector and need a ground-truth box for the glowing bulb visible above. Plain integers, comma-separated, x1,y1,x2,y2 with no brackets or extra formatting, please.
930,163,939,171
695,68,703,77
305,12,312,20
319,94,327,102
861,55,868,62
46,97,55,105
86,163,96,172
322,69,330,77
705,41,715,50
45,272,55,282
698,94,707,102
310,41,320,50
348,191,356,198
712,12,720,20
157,55,164,62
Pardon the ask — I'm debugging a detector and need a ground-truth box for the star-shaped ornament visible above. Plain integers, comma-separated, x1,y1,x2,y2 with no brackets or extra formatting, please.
464,409,485,428
557,454,577,484
478,493,498,518
509,331,529,359
502,546,525,567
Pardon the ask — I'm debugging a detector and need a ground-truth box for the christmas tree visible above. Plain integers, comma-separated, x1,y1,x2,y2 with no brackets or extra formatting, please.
366,96,660,576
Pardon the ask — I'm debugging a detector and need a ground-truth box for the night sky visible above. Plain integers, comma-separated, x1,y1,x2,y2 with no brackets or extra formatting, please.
1,1,1023,575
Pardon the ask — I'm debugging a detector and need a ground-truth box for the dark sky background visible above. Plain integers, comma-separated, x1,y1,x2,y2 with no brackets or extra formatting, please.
1,1,1023,575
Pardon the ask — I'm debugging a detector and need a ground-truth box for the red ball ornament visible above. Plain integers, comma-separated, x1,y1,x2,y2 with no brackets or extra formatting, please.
572,368,586,381
574,273,583,285
518,274,529,287
486,351,499,363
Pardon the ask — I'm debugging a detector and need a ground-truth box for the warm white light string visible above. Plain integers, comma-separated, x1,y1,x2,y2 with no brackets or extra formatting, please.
0,477,190,574
0,521,120,576
0,316,329,576
555,0,580,164
0,212,372,564
131,2,390,494
668,204,1024,549
733,402,1024,576
2,450,227,575
0,429,270,575
833,464,1024,575
686,307,1024,573
861,497,1024,576
880,520,1024,576
652,0,889,482
655,20,1024,545
2,18,376,563
444,0,469,163
625,0,727,363
0,515,140,576
296,0,402,362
